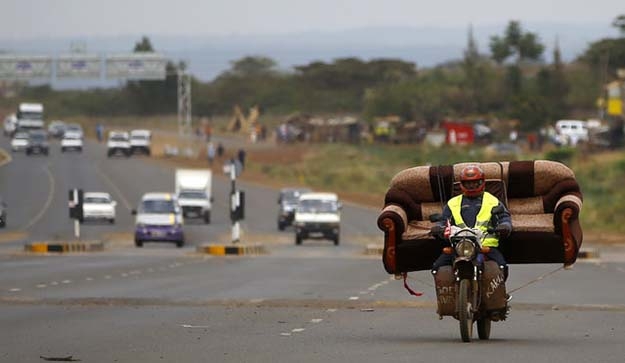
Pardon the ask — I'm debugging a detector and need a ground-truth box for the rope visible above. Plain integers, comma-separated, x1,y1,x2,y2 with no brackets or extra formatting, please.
402,264,565,294
507,265,565,294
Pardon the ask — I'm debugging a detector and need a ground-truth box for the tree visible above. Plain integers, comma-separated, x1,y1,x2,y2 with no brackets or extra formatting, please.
461,24,490,114
489,21,545,65
229,56,277,77
133,36,154,52
613,15,625,37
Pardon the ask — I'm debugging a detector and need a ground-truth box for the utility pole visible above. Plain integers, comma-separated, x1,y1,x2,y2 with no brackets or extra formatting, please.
177,69,192,137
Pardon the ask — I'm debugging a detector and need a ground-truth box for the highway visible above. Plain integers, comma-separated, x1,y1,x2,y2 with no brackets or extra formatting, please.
1,135,625,362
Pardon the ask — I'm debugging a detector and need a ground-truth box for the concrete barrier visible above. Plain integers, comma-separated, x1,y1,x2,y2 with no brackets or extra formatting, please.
196,243,266,256
25,241,105,253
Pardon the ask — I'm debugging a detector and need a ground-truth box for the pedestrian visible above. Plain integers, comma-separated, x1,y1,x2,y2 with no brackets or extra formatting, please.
237,148,246,170
216,142,224,158
96,123,104,143
207,142,215,167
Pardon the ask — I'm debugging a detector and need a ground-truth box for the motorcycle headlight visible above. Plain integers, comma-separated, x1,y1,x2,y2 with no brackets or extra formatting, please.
455,240,476,258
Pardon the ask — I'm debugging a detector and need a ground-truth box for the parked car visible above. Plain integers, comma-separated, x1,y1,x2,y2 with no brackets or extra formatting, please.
26,130,49,156
277,187,312,230
61,131,83,153
82,192,116,224
3,114,17,137
47,120,66,139
555,119,589,146
0,197,7,228
10,131,29,152
132,193,185,248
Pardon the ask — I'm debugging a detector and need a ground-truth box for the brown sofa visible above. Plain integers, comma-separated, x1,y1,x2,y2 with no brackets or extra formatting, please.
377,160,583,274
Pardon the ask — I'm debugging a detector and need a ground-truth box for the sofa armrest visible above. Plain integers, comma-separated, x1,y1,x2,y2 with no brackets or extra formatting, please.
554,194,583,266
378,205,408,275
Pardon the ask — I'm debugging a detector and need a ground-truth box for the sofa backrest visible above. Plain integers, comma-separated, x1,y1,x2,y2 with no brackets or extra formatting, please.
384,160,581,222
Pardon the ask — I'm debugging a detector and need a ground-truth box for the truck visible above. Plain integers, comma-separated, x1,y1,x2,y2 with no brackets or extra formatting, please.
16,103,45,131
175,169,213,224
107,130,131,157
130,129,152,155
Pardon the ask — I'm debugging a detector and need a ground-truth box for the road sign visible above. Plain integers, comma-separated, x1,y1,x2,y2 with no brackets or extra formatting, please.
0,55,52,79
105,52,167,80
57,54,101,78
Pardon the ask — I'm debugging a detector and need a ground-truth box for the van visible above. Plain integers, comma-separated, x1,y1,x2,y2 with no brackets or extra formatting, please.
132,193,185,248
293,192,341,245
555,120,588,146
175,169,212,223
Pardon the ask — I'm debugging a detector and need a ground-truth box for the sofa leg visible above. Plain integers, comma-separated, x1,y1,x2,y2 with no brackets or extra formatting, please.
561,207,577,266
382,218,397,274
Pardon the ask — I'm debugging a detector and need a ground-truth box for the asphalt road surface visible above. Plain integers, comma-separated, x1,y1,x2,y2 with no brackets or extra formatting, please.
1,135,625,363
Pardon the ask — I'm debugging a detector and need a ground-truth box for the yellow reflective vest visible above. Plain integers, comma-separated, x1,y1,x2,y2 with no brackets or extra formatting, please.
447,192,500,247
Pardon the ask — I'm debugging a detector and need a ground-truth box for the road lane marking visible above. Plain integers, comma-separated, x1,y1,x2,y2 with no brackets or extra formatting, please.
291,328,305,333
36,284,47,288
95,163,133,211
61,280,72,284
348,296,359,300
9,288,21,292
21,163,55,231
310,319,323,323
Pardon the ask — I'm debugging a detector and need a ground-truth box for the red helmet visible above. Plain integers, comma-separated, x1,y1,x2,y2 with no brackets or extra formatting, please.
459,165,485,197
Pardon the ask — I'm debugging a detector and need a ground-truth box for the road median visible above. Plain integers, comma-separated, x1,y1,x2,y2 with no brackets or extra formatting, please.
196,243,266,256
25,241,105,253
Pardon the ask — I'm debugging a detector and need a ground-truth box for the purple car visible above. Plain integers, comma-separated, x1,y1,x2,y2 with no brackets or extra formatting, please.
132,193,185,248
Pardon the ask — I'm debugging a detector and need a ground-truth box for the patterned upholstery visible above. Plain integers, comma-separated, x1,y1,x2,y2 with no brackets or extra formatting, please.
378,160,583,273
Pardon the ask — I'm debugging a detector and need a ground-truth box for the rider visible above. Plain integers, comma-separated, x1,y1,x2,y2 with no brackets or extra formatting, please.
430,164,512,280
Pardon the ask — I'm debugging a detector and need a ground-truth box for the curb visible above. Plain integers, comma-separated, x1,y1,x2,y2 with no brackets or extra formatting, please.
365,244,384,255
196,243,266,256
578,247,600,260
25,241,105,253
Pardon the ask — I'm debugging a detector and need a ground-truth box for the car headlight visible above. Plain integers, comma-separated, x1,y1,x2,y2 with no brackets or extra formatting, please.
455,240,476,258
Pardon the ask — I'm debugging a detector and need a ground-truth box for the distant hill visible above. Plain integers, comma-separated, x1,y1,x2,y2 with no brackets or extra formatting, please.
0,22,616,89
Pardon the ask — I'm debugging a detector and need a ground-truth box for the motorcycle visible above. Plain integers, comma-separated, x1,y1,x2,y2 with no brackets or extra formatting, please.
432,224,509,342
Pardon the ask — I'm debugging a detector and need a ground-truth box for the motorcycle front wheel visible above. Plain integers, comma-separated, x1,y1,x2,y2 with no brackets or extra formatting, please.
458,279,474,342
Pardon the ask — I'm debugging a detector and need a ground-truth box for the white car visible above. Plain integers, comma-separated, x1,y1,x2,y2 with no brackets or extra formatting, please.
61,131,83,152
10,131,29,152
107,130,131,157
82,192,117,224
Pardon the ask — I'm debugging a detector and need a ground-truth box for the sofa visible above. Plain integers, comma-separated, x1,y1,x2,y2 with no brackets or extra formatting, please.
377,160,583,274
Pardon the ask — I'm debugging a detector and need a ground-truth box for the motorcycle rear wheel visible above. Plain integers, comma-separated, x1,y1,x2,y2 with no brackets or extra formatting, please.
477,318,491,340
458,279,474,342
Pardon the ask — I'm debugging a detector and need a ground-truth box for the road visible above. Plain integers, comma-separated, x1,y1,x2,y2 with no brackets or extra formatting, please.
1,135,625,362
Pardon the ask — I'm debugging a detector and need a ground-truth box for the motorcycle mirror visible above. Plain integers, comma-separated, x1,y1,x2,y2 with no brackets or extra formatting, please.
429,213,443,222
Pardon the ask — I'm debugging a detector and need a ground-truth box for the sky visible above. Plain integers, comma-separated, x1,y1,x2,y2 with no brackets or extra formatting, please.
2,0,623,39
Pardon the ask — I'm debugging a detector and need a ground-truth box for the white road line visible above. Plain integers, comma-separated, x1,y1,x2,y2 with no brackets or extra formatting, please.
104,275,112,279
85,277,94,281
22,163,55,231
94,164,133,211
291,328,305,333
50,281,59,286
9,288,21,292
348,296,359,300
327,309,337,313
36,284,47,288
61,280,71,284
310,319,323,324
280,333,291,336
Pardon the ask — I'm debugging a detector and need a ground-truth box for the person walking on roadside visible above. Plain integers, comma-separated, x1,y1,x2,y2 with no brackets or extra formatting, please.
207,142,216,167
